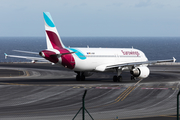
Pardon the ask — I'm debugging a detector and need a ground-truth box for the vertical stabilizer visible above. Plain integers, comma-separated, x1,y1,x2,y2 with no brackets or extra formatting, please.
43,12,65,49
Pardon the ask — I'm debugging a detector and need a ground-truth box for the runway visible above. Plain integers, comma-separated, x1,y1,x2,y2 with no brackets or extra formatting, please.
0,63,179,120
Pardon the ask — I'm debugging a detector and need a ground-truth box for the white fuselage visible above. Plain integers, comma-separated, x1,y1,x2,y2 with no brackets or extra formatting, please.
61,47,148,71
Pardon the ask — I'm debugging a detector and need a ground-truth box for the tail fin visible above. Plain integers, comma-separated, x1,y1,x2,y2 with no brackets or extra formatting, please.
43,12,65,49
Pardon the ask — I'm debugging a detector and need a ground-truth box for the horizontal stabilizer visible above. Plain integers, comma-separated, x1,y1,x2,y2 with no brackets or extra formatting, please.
4,53,47,62
13,50,39,55
51,52,76,58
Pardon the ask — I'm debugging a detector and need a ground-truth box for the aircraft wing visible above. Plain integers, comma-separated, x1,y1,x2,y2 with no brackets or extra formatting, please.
4,53,48,63
95,57,176,72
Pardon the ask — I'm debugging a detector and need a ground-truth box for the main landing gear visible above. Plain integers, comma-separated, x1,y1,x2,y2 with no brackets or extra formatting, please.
113,68,122,82
113,75,122,82
76,72,85,81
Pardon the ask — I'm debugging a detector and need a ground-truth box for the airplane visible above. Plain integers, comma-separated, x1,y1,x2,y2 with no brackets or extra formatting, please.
4,12,176,82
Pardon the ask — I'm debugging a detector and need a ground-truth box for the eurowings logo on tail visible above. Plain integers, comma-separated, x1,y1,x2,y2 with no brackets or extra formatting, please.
43,12,86,61
40,12,87,69
44,12,65,49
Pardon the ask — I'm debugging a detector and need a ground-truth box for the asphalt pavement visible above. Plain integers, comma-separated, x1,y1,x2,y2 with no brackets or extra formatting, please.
0,63,179,120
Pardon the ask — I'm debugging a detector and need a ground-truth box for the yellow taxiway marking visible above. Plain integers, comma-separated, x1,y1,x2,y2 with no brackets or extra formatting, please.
134,78,143,86
25,71,30,76
115,79,143,102
88,79,144,109
115,86,131,101
120,86,136,101
114,86,136,102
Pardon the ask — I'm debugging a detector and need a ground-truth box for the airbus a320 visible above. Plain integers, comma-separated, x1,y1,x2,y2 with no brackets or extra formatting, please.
5,12,176,82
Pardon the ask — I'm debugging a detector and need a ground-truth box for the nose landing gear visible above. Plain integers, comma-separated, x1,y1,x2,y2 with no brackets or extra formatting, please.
131,76,136,80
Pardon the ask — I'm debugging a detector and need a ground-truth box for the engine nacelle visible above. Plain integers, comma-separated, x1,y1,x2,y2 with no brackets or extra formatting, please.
131,66,150,79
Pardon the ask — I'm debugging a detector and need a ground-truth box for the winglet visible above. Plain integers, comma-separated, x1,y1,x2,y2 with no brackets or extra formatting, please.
4,53,8,59
173,57,176,62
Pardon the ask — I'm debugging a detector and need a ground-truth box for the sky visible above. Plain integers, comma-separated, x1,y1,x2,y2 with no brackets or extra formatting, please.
0,0,180,37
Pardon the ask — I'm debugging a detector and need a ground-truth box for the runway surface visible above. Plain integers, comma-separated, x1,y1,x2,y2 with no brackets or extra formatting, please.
0,63,179,120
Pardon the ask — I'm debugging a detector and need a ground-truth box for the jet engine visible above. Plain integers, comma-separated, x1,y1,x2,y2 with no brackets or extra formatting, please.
130,66,150,79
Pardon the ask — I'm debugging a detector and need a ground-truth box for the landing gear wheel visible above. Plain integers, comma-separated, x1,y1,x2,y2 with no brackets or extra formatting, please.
117,76,122,82
76,74,81,81
113,76,122,82
76,72,86,81
81,75,85,81
131,76,135,80
113,76,118,82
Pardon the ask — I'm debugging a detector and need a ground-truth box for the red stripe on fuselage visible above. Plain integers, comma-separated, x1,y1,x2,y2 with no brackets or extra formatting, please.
46,31,63,49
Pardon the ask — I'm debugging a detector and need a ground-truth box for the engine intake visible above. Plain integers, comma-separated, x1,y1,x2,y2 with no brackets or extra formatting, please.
131,66,150,79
